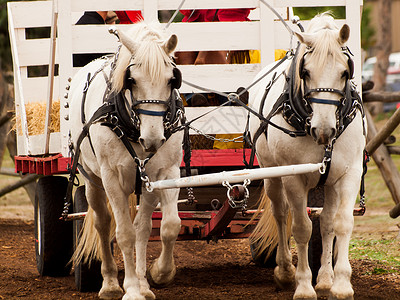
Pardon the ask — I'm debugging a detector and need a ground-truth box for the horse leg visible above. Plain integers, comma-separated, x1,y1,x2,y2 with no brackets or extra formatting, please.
134,195,158,299
146,188,180,287
283,177,316,300
266,178,296,288
103,179,144,300
85,183,124,299
314,187,337,297
329,179,357,300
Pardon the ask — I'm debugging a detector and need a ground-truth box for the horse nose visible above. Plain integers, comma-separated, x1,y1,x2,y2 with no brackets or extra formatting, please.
139,137,166,152
311,127,336,145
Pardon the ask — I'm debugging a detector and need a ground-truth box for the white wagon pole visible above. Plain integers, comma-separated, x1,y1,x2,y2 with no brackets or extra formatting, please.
146,163,323,191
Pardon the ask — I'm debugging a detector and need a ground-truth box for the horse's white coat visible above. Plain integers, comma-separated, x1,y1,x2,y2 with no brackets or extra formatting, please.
68,22,183,300
249,14,365,300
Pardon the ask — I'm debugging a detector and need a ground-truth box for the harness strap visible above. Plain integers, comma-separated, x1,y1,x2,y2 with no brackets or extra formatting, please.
316,146,333,187
308,98,341,106
61,103,118,220
136,109,166,117
244,72,279,168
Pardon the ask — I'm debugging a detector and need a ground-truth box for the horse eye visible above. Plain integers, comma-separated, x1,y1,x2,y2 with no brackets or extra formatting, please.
301,69,310,79
168,77,175,85
341,70,349,79
127,77,136,85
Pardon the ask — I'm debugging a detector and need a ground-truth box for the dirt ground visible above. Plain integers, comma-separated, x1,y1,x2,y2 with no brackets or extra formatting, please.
0,218,399,300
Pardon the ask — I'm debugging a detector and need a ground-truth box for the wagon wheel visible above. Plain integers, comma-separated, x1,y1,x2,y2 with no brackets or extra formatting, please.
73,185,103,292
34,176,73,276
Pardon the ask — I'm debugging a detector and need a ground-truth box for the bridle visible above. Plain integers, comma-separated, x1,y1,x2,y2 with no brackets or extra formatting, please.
282,45,363,138
119,61,183,141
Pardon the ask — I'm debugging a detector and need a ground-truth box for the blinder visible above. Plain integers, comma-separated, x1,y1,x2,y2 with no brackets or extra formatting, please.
119,61,184,141
123,63,182,91
299,48,354,80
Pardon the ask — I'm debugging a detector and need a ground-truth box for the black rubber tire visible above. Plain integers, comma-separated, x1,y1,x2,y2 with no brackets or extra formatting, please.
73,185,102,292
34,176,73,276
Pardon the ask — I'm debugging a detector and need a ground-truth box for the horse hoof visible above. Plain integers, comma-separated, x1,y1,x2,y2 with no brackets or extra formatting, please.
273,265,295,290
328,295,353,300
99,285,124,299
328,281,354,300
140,288,156,300
146,260,176,289
293,283,317,300
315,283,331,298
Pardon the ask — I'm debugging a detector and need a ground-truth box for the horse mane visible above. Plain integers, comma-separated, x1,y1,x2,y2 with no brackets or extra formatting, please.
111,22,173,93
295,13,348,90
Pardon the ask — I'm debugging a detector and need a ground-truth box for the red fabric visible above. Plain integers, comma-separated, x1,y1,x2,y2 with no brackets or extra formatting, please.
180,9,251,22
115,11,143,24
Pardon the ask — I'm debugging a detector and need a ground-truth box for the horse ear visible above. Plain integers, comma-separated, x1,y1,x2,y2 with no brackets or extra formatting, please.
338,24,350,44
118,29,138,54
163,34,178,55
294,32,315,47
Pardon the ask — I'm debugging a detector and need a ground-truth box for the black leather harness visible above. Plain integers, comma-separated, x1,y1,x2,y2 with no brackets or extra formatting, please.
245,45,366,189
61,58,186,219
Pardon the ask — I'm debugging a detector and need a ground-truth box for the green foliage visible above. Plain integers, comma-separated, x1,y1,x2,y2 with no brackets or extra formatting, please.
293,7,345,20
349,239,400,269
293,6,375,51
361,5,375,50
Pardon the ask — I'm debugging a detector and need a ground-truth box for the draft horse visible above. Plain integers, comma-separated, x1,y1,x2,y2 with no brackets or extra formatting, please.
249,13,365,300
67,22,184,300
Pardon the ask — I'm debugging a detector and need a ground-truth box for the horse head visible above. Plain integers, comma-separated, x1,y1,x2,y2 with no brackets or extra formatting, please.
111,24,179,152
295,14,352,145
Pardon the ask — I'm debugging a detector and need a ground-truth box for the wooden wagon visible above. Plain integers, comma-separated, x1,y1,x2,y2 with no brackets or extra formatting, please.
8,0,363,291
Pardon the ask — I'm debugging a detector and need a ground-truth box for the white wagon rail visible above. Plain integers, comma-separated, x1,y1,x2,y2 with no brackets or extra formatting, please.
147,163,323,191
8,0,363,159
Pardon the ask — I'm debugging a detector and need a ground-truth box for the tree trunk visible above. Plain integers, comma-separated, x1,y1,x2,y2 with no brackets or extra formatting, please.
370,0,392,115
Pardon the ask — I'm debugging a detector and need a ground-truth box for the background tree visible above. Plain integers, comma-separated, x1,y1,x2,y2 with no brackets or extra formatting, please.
370,0,392,115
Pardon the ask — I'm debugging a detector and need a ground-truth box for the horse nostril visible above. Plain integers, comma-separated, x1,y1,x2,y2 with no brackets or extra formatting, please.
311,127,318,140
139,138,145,147
330,128,337,139
160,138,166,147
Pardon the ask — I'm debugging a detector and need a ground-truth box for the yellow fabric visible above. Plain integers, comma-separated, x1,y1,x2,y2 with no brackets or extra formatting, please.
249,50,261,63
275,49,287,61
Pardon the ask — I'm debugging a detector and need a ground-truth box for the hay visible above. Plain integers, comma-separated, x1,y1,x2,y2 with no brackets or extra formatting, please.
14,100,60,135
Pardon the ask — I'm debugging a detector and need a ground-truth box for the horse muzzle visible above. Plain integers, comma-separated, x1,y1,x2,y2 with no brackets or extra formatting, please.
311,127,336,145
139,136,166,153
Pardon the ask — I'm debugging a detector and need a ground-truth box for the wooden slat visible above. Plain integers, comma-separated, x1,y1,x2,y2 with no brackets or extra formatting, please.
17,39,60,67
185,106,248,135
21,77,60,103
71,0,261,12
158,0,260,10
8,1,52,29
274,0,347,7
71,0,144,12
17,133,61,156
178,64,260,94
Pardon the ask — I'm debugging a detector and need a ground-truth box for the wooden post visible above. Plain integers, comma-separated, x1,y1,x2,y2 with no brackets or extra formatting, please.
366,106,400,155
365,109,400,205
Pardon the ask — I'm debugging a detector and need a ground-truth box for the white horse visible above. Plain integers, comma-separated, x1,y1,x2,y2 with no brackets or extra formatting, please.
68,22,183,300
249,14,365,300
